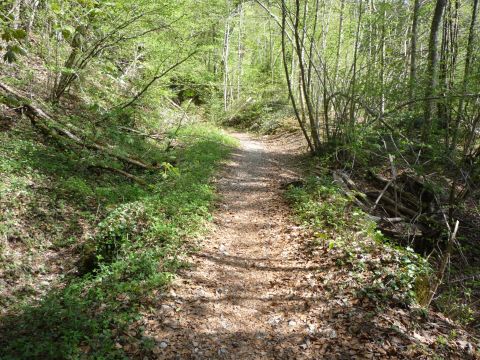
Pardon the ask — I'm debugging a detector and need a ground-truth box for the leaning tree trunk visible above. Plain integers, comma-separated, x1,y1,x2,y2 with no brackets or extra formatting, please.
51,26,85,102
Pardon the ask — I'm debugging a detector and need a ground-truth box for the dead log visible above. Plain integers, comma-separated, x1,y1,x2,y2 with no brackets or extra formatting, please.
367,170,422,210
366,191,418,218
367,216,405,224
332,170,441,243
332,171,371,209
89,165,147,185
333,171,412,224
0,81,155,171
117,126,166,141
398,173,435,203
336,170,359,191
380,223,424,238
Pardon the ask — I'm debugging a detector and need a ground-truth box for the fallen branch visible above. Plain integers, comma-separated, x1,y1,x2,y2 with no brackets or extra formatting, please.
336,170,358,191
365,191,418,218
0,81,154,170
367,170,421,209
426,220,460,306
165,98,193,151
332,171,371,209
117,126,167,141
90,165,147,185
367,216,405,224
372,178,394,212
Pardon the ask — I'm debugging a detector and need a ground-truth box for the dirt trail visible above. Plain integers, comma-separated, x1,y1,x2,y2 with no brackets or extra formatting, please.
142,133,476,360
148,133,324,359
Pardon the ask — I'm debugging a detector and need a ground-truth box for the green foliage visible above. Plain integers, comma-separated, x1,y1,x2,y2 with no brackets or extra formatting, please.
435,284,477,326
285,176,350,230
0,124,236,358
61,177,94,200
359,247,430,306
224,99,265,128
2,0,478,352
285,173,431,307
1,23,27,63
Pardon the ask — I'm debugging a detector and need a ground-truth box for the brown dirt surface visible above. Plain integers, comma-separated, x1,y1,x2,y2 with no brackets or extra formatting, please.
140,133,478,359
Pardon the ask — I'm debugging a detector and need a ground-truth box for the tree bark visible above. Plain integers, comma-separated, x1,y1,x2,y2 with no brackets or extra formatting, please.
451,0,478,150
333,0,345,84
26,0,41,35
223,9,232,111
380,0,386,114
349,0,363,139
281,0,314,154
408,0,420,111
293,0,321,153
12,0,24,30
422,0,447,140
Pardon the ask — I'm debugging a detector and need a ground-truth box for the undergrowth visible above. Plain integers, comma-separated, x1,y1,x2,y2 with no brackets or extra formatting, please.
0,123,237,359
209,93,297,135
285,175,431,308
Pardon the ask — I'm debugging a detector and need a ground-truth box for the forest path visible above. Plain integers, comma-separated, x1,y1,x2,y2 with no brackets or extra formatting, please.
147,132,325,359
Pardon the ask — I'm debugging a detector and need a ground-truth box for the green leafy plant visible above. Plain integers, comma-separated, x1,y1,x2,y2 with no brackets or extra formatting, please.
1,25,27,63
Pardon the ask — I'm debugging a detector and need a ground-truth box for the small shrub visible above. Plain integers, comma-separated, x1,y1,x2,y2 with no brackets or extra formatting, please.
61,176,94,199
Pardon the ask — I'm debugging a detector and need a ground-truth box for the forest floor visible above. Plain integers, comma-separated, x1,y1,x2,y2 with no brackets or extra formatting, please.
139,133,478,359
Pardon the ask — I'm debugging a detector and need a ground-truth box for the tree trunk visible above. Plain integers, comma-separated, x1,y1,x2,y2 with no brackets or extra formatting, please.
437,6,449,133
408,0,420,110
294,0,322,152
26,0,41,35
349,0,363,139
333,0,345,84
451,0,478,150
237,3,243,99
223,16,231,111
422,0,447,140
380,0,386,114
12,0,24,30
281,0,314,154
